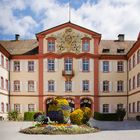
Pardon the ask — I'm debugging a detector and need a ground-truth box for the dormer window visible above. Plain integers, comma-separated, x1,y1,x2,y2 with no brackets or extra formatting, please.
117,49,125,53
102,49,110,53
47,37,56,52
82,37,90,52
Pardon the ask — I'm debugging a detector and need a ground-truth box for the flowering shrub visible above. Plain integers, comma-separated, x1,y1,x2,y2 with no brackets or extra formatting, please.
33,112,43,121
70,109,84,125
81,107,92,124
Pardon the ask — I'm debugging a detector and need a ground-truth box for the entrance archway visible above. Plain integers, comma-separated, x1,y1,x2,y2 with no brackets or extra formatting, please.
80,98,92,109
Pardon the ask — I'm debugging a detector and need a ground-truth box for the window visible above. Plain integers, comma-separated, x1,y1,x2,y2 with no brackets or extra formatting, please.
14,81,20,92
1,77,4,89
117,81,124,92
133,54,135,67
14,61,20,72
65,58,72,71
117,61,124,72
28,61,34,72
133,102,135,113
65,81,72,92
129,79,131,91
6,59,8,70
28,81,34,92
137,73,140,87
6,79,8,90
1,55,4,67
28,104,35,112
137,101,140,112
117,104,123,110
103,81,109,92
82,80,89,92
117,49,125,53
48,59,55,71
129,103,131,113
103,61,109,72
82,58,89,72
82,39,90,52
137,50,140,64
14,104,20,113
103,104,109,113
47,39,55,52
133,76,135,89
1,102,4,113
102,49,110,53
129,59,131,70
48,80,55,92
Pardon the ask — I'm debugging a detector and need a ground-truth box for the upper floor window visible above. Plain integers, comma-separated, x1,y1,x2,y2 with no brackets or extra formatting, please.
117,104,123,110
14,104,20,113
137,101,140,112
117,61,124,72
1,102,4,113
14,61,20,72
6,59,9,70
103,81,109,92
133,76,135,89
47,38,55,52
65,58,72,71
1,77,4,89
102,49,110,53
137,50,140,64
82,80,89,92
28,61,34,72
1,55,4,67
129,79,131,91
117,81,124,92
28,104,35,112
129,59,131,70
137,73,140,87
103,61,109,72
28,81,34,92
48,80,55,92
65,81,72,92
82,38,90,52
133,102,135,113
103,104,109,113
82,58,89,72
117,49,125,53
48,59,55,72
133,54,135,68
14,80,20,92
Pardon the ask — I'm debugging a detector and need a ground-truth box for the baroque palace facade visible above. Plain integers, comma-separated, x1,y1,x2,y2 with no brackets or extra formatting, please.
0,22,140,119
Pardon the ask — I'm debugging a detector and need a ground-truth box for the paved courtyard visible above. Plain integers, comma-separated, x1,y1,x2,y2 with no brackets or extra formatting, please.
0,120,140,140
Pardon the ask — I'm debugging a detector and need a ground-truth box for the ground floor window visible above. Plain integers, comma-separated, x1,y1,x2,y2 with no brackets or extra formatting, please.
137,101,140,112
129,103,131,113
14,104,20,113
28,104,35,112
103,104,109,113
65,81,72,92
117,104,123,110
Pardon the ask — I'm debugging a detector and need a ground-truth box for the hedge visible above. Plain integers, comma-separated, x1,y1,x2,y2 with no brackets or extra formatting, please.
24,112,36,121
94,112,118,121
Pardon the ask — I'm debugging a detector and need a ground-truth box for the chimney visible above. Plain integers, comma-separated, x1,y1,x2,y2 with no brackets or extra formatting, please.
118,34,124,41
15,34,20,41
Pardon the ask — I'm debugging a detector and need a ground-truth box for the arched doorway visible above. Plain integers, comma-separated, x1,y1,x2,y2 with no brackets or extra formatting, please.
67,98,75,112
80,98,92,109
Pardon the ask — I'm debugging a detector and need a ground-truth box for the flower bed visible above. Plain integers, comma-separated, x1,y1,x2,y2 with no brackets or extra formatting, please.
19,124,99,135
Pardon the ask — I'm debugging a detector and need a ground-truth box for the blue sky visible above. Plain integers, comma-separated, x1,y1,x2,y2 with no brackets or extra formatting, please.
0,0,140,40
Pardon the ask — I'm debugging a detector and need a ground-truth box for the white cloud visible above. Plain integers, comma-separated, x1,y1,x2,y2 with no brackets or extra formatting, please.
0,0,140,40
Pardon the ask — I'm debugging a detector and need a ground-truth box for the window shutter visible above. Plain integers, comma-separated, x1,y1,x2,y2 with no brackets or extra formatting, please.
55,59,58,71
11,104,14,111
11,82,14,92
20,61,23,71
35,61,37,72
79,59,82,72
20,81,23,92
80,81,82,91
10,61,14,72
34,81,37,92
109,61,112,72
45,81,48,92
25,61,28,72
44,59,47,72
100,61,103,72
115,61,117,72
109,81,112,92
24,82,28,92
55,81,57,92
90,59,93,71
123,81,126,92
90,81,93,92
100,81,103,92
123,61,126,72
72,81,74,92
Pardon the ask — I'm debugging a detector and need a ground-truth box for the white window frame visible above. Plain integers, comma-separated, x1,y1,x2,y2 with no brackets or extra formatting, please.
65,81,72,92
28,61,34,72
48,80,55,92
82,80,89,92
65,58,72,71
103,104,109,113
82,59,89,72
48,40,55,52
103,61,109,72
48,59,55,72
14,81,20,92
14,104,20,113
28,81,35,92
28,104,35,112
117,81,124,92
117,61,124,72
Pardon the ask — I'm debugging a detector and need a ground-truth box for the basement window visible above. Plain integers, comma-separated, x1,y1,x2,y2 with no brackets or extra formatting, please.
117,49,125,53
102,49,110,53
